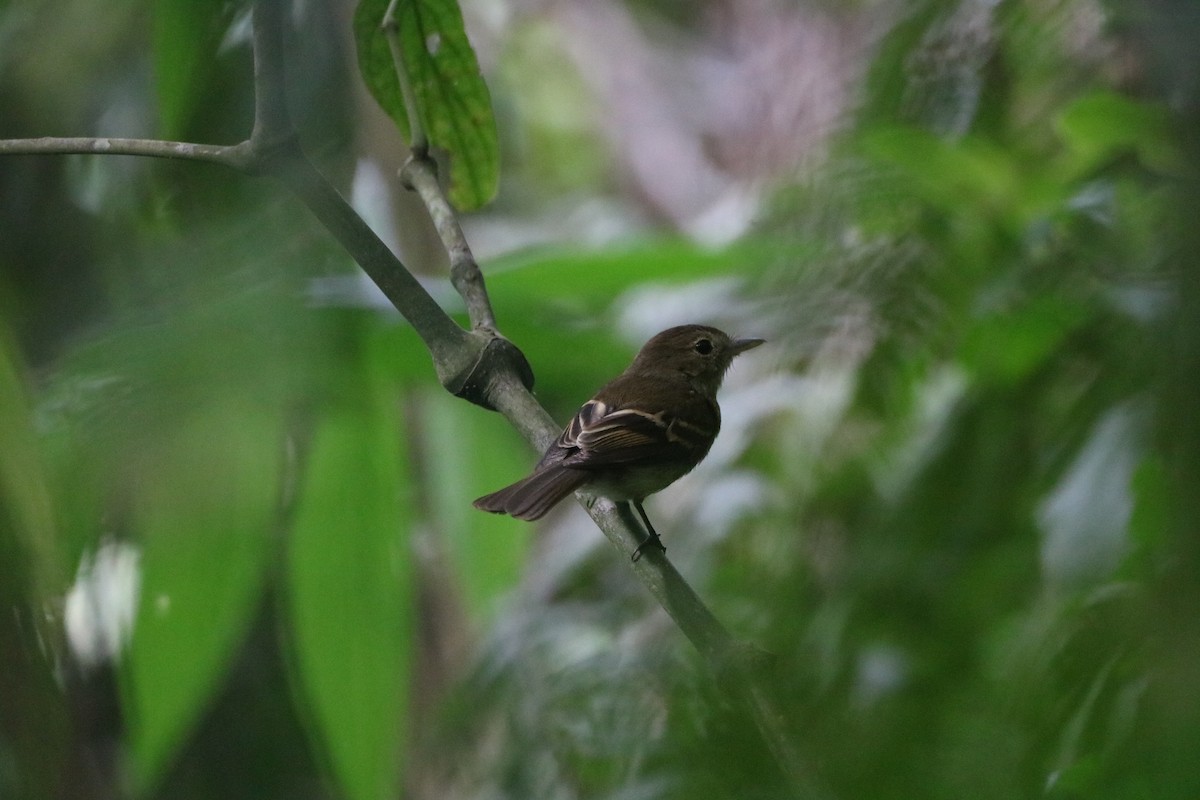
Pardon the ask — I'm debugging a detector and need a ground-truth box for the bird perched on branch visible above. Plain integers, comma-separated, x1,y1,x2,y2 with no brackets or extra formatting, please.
473,324,764,559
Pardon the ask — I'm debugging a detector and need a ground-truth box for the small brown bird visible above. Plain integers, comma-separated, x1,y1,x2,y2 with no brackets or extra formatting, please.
473,324,764,559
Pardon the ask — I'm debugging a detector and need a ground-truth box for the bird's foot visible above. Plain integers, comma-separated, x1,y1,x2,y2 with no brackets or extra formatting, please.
631,530,666,562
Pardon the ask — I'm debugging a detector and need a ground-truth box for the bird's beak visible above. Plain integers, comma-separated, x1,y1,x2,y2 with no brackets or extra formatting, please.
730,337,766,355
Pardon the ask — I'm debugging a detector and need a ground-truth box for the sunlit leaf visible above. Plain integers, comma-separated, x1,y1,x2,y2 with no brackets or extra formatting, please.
287,392,412,800
123,399,281,791
353,0,499,210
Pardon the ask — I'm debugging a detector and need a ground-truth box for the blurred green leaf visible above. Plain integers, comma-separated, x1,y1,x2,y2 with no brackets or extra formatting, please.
1057,92,1183,177
479,238,779,403
287,388,412,800
1127,455,1169,568
959,295,1090,385
861,125,1061,223
153,0,236,140
353,0,499,210
0,331,62,599
123,398,281,791
484,238,772,303
423,390,530,622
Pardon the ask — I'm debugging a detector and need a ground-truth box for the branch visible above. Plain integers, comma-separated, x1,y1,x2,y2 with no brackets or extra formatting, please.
484,371,820,798
249,0,293,145
246,0,517,402
401,156,498,332
381,0,428,154
0,137,252,169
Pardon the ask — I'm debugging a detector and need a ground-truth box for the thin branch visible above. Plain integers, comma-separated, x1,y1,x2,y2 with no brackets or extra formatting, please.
402,156,498,332
0,137,252,169
482,339,817,800
382,0,429,154
379,0,497,332
275,155,481,383
245,0,485,392
249,0,294,146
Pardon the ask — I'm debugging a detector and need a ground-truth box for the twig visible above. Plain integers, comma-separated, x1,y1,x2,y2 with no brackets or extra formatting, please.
401,156,498,332
249,0,293,146
248,0,484,391
0,137,251,169
382,0,429,154
379,0,496,333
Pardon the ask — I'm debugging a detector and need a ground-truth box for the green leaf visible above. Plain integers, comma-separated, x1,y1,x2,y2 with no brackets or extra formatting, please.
153,0,235,140
353,0,499,210
123,399,281,791
423,390,530,621
1057,91,1183,177
0,331,63,599
287,398,412,800
959,296,1091,385
862,126,1026,211
476,238,781,403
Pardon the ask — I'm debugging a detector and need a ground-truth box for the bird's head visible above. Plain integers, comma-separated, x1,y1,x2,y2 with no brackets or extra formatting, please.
628,324,764,393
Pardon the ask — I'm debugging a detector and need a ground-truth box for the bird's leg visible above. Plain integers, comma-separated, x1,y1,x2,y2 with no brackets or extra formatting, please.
625,501,666,562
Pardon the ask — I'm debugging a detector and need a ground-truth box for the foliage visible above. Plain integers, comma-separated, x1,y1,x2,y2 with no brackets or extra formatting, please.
354,0,500,209
1,0,1199,800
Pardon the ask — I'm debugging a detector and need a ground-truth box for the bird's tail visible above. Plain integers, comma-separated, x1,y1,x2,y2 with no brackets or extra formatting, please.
472,466,588,521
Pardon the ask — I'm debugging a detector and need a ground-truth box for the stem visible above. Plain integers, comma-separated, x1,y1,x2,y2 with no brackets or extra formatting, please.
250,0,294,146
273,155,479,383
0,137,251,169
402,156,498,332
247,0,481,388
382,0,429,154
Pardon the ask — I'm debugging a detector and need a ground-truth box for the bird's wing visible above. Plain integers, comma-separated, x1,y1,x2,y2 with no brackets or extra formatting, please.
554,399,714,469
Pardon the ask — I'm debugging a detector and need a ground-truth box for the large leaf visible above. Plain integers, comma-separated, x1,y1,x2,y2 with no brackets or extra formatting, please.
1056,91,1183,178
353,0,499,210
0,331,62,599
287,395,413,800
959,295,1091,386
477,238,781,403
152,0,235,140
123,399,281,791
423,389,531,621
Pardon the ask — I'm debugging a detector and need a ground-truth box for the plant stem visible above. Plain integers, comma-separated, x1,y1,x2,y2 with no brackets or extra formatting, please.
0,137,251,168
382,0,429,154
401,156,498,332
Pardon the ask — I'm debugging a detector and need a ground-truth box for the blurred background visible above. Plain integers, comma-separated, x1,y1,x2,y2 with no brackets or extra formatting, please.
2,0,1199,798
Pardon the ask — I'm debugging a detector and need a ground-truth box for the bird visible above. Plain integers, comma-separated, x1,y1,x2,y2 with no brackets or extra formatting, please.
473,324,764,560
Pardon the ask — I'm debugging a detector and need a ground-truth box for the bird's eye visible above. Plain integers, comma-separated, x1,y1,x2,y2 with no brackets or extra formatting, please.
693,338,714,355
